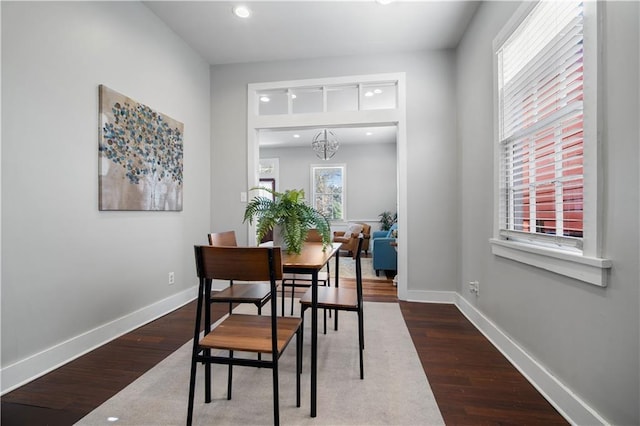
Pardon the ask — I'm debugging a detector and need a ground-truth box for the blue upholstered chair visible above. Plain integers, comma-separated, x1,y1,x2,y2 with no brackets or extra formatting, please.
372,223,397,276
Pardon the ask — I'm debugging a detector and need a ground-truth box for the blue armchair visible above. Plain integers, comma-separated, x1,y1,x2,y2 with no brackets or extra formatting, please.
372,223,397,276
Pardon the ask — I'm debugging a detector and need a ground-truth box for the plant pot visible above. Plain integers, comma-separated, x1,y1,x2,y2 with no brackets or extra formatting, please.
272,225,289,252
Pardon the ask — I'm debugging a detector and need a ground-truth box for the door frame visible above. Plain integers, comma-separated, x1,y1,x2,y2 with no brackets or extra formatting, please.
247,73,408,300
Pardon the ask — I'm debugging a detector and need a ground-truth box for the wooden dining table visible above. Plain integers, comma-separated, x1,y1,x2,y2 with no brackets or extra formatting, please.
281,241,341,418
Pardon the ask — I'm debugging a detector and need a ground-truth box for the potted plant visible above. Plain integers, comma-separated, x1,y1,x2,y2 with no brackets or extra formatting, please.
243,187,331,254
378,211,397,231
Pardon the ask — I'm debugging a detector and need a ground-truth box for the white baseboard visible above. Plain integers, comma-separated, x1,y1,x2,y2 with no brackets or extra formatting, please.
405,289,457,304
1,286,197,395
453,293,609,426
402,289,608,425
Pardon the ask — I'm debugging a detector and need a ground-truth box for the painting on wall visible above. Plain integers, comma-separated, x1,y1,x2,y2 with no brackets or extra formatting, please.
98,85,183,211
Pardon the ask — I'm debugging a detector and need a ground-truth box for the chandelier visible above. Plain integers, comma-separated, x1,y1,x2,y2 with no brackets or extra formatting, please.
311,129,339,160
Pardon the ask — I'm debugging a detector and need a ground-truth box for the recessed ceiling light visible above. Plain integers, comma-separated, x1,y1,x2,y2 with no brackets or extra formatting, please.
233,6,251,18
107,417,119,422
259,96,270,103
293,134,300,138
366,132,373,136
364,91,374,97
373,89,383,94
291,94,297,99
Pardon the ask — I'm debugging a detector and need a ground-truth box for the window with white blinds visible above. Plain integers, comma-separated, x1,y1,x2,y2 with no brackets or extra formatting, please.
497,1,585,251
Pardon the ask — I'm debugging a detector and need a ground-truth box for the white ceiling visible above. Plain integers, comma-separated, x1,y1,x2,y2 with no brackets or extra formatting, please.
144,0,479,147
144,1,479,66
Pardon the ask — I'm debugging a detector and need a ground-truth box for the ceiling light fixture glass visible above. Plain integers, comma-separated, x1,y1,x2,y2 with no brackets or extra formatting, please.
233,6,251,18
311,129,339,160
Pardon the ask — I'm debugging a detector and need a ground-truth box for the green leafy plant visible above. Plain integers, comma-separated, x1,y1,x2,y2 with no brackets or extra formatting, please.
243,188,331,254
378,211,397,231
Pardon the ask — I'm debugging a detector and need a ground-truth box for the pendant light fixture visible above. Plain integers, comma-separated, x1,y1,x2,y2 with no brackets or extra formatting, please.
311,129,339,160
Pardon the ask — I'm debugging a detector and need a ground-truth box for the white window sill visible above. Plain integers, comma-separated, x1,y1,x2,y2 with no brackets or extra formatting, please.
489,238,612,287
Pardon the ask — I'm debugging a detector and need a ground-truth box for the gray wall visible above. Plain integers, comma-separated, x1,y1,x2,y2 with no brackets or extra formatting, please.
1,1,211,374
3,2,637,423
456,2,640,424
211,51,459,292
261,142,397,224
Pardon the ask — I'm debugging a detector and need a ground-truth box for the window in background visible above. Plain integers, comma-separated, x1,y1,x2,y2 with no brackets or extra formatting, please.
311,165,345,221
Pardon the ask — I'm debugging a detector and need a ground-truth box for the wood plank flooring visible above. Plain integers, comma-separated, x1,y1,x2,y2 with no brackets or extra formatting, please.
1,278,567,425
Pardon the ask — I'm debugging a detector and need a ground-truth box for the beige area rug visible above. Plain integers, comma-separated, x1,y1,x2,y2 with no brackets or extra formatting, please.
76,301,443,426
331,256,389,281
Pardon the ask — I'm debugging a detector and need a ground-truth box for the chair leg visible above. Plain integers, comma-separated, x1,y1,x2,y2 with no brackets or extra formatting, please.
299,307,305,373
358,309,364,380
323,308,327,334
227,350,234,400
187,351,199,426
290,284,295,316
205,349,212,403
296,327,302,407
272,358,280,426
257,305,262,362
281,284,286,317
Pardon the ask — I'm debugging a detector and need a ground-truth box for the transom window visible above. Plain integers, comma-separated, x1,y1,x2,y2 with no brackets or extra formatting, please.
257,81,398,116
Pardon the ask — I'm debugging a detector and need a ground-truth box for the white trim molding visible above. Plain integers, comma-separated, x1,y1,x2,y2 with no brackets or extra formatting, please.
0,287,197,395
247,72,407,300
454,294,610,425
490,238,611,287
403,292,610,425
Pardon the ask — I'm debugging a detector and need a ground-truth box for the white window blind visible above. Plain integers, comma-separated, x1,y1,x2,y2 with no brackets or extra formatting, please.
497,1,584,251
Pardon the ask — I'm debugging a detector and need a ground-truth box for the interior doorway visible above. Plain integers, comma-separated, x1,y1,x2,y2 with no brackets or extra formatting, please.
247,73,407,300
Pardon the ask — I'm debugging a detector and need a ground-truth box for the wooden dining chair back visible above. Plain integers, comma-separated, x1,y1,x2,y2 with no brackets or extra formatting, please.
188,245,303,426
208,230,238,247
281,229,330,316
207,231,271,315
299,235,365,379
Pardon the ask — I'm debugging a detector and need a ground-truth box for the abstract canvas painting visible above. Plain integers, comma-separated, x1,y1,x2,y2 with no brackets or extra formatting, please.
98,85,183,211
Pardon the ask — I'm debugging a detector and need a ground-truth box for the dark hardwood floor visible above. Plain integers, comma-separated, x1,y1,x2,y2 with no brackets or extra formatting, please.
1,278,567,425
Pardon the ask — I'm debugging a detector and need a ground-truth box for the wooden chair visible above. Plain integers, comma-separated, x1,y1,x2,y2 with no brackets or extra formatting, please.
280,229,330,316
208,231,272,315
299,235,365,379
188,245,302,426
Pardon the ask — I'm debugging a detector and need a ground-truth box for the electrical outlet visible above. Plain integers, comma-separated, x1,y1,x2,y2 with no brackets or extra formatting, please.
168,272,175,285
469,280,479,295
